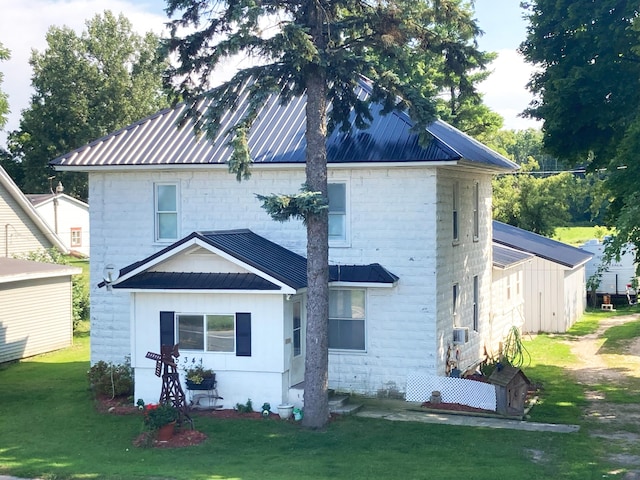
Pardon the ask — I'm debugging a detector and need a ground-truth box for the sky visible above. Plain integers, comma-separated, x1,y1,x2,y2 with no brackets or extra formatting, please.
0,0,541,146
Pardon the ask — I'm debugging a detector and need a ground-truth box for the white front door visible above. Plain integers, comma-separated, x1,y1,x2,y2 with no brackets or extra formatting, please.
288,296,305,387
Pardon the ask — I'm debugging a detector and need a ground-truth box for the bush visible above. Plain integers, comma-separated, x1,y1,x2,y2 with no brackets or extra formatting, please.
88,358,134,399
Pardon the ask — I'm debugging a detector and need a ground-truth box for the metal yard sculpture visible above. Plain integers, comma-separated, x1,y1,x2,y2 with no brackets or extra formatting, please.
145,344,191,427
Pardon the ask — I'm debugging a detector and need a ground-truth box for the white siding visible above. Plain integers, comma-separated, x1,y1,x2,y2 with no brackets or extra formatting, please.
491,266,526,356
0,188,52,256
33,196,90,257
0,276,73,362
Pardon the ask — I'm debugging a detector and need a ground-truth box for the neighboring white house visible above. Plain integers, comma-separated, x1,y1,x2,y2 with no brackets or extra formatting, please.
493,221,593,333
0,257,81,363
580,239,638,295
50,78,519,409
27,188,90,257
0,166,67,257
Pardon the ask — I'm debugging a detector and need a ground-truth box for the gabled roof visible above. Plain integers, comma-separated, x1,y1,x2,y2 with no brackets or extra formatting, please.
26,193,89,209
492,243,534,269
109,229,398,292
493,221,593,269
0,167,68,253
50,79,517,172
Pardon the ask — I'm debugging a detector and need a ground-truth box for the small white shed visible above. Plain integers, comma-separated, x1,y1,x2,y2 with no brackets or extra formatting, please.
493,221,593,333
0,257,81,363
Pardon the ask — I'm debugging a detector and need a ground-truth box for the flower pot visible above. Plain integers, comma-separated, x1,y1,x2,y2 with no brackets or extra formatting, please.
156,421,176,442
277,404,294,420
186,376,216,390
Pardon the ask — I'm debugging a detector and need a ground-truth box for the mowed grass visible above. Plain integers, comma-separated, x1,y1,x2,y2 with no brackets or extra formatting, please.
0,322,630,480
554,225,611,246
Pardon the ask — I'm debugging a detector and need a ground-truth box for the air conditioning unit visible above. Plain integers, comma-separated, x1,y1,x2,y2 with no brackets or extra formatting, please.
452,327,469,345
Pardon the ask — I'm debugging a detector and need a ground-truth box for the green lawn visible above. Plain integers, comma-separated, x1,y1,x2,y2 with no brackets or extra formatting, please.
554,225,611,246
0,319,633,480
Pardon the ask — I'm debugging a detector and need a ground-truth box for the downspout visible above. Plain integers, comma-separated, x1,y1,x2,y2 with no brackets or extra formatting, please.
4,223,8,257
53,196,59,234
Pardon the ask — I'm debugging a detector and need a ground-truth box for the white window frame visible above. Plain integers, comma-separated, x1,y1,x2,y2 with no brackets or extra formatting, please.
452,182,460,244
176,313,236,353
328,288,366,352
328,182,350,247
452,282,459,326
473,275,479,332
293,301,302,357
70,227,82,247
155,182,179,242
473,181,480,241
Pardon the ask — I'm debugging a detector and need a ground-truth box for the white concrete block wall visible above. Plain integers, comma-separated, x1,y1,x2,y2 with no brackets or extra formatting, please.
89,163,501,398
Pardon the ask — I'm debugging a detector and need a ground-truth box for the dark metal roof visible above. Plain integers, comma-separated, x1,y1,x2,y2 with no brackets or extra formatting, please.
50,79,517,171
113,272,280,290
110,229,398,291
492,244,534,269
493,221,593,269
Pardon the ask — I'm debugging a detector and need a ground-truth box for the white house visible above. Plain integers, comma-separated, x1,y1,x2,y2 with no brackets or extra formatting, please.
580,239,638,296
50,79,518,409
0,166,67,257
27,189,90,257
493,221,592,333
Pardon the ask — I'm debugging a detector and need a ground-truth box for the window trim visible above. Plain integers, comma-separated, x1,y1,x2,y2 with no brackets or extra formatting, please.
70,227,82,247
452,283,459,326
154,182,179,243
473,275,479,332
472,181,480,242
328,288,366,352
328,181,350,247
176,312,236,353
452,182,460,244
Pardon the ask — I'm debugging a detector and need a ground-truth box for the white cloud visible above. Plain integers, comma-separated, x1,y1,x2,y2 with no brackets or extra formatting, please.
0,1,168,140
478,49,542,131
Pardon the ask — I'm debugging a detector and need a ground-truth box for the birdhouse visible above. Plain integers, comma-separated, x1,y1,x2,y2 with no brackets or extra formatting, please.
488,365,531,417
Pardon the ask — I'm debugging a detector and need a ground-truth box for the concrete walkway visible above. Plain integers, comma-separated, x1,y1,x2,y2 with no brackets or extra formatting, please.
356,400,580,434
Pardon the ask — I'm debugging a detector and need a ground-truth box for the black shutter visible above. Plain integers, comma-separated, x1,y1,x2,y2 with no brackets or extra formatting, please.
236,313,251,356
160,311,175,347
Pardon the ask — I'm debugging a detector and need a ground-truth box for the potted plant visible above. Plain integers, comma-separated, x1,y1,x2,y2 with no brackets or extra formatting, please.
141,402,179,441
181,357,216,390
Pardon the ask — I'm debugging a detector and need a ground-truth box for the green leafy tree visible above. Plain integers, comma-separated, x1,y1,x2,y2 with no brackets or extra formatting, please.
0,41,9,130
520,0,640,262
8,11,169,199
164,0,489,428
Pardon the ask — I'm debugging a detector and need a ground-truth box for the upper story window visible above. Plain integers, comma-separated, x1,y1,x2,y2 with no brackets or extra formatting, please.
155,183,178,242
328,182,349,246
329,289,365,351
473,181,480,241
452,182,460,243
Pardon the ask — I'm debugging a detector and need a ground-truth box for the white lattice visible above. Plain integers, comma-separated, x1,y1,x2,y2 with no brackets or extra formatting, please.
406,373,496,411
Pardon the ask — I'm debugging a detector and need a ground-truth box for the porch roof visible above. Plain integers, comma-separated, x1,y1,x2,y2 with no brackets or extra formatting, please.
108,229,398,291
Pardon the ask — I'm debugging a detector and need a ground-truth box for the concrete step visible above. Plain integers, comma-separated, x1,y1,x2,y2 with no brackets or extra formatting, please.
329,394,363,416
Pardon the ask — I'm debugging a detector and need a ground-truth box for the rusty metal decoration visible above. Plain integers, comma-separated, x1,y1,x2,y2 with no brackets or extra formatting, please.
145,344,192,428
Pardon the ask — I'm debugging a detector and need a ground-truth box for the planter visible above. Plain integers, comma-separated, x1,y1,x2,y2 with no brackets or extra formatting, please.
277,404,294,420
156,421,176,442
186,376,216,390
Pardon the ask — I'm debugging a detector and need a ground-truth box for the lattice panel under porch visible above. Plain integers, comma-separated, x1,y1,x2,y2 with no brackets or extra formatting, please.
406,373,497,411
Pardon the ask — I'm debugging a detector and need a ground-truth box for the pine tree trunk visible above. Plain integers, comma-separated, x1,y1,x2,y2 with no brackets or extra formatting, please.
301,5,329,428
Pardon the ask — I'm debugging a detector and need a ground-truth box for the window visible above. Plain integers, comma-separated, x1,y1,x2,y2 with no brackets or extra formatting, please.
329,289,365,351
452,283,459,325
155,183,178,241
293,301,301,357
473,276,479,332
473,181,479,241
328,182,348,244
452,182,459,243
70,228,82,247
177,313,235,352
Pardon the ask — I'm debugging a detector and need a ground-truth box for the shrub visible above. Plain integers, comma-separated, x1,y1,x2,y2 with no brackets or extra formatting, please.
88,358,134,399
